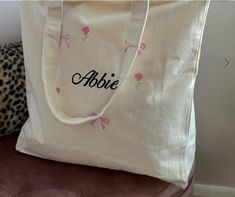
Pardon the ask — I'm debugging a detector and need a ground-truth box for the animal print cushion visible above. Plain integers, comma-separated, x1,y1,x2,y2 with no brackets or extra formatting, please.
0,42,28,137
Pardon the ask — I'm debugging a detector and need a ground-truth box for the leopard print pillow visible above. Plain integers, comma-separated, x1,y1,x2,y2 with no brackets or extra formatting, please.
0,42,28,137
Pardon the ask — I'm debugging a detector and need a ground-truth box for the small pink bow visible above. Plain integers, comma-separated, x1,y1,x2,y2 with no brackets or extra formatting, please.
125,42,146,56
90,112,110,130
60,34,71,48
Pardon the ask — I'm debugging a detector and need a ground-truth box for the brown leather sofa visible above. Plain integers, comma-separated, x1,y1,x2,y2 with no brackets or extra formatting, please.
0,133,194,197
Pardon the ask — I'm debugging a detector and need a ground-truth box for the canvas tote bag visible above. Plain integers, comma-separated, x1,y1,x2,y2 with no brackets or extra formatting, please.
17,0,210,188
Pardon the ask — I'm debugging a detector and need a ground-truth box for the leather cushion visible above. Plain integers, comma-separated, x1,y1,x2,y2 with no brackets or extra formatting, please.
0,133,193,197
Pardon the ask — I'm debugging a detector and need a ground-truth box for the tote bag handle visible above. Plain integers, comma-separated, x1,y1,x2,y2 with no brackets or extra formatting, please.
42,1,149,124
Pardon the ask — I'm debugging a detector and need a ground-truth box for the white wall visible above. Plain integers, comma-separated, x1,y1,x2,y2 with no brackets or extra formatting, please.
0,1,21,44
195,1,235,188
0,0,234,191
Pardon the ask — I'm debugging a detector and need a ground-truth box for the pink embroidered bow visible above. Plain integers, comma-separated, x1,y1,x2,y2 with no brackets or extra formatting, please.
138,43,146,56
125,42,146,56
90,112,110,130
60,34,71,48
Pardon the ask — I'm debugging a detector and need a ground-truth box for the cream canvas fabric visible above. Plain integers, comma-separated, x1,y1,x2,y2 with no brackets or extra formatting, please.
16,0,210,188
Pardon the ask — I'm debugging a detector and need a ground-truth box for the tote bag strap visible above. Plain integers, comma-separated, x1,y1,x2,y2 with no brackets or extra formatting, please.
42,1,149,124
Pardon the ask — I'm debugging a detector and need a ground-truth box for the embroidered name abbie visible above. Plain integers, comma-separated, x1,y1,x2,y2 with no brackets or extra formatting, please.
72,70,119,90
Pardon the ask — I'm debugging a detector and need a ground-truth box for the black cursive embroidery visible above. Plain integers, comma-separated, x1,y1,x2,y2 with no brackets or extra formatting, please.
72,70,119,90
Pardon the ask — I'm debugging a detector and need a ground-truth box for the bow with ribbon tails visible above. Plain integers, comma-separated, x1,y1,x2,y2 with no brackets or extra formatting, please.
90,112,110,130
60,34,71,48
